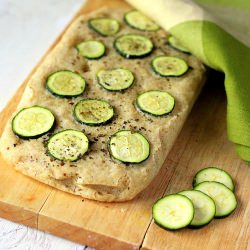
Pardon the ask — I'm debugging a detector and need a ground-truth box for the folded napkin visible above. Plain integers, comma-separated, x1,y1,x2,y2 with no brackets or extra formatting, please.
126,0,250,163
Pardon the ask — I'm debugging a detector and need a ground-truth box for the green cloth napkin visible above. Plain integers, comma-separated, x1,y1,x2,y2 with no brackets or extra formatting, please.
126,0,250,162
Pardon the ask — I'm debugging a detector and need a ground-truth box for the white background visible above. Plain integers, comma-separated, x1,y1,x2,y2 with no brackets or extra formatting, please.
0,0,94,249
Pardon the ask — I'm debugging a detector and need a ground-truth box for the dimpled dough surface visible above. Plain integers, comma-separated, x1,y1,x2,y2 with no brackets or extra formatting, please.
0,7,206,201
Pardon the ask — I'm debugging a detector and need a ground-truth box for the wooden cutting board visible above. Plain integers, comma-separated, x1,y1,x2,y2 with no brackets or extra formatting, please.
0,0,249,249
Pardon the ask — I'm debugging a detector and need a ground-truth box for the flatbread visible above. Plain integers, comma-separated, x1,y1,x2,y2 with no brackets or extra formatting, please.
0,6,206,201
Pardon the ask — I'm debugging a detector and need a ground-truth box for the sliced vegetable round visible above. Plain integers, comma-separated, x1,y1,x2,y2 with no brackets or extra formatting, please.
97,68,134,91
179,190,216,227
12,106,55,139
47,130,89,161
124,10,160,31
152,194,194,230
151,56,189,77
74,99,114,126
168,36,189,53
114,34,154,59
46,70,86,97
109,130,150,163
76,40,105,59
136,90,175,116
193,167,235,191
88,17,120,36
194,181,237,218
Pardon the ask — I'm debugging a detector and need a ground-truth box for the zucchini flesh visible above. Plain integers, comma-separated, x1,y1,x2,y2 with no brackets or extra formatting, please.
114,34,154,59
46,70,86,97
74,99,114,126
179,190,216,227
109,130,150,163
151,56,189,77
124,10,160,31
88,18,120,36
194,181,237,218
152,194,194,230
136,90,175,116
193,167,235,191
76,40,105,59
168,36,189,53
47,130,89,161
97,68,134,91
12,106,55,138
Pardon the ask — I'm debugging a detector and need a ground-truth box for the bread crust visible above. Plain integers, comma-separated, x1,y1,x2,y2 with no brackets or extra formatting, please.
0,7,206,201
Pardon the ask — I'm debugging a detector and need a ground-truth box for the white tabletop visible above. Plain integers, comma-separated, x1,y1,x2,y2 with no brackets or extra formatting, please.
0,0,94,249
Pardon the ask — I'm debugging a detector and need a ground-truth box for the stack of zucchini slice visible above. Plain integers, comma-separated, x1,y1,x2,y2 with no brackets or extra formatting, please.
153,167,237,230
11,10,191,164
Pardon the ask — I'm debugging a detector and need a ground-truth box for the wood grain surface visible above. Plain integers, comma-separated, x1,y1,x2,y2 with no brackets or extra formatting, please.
0,0,249,249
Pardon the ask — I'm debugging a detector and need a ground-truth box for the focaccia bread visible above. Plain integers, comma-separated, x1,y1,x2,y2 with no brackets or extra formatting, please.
0,6,206,201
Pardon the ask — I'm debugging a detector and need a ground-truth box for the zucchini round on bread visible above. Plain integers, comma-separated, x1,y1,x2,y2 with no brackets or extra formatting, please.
12,106,55,139
47,129,89,161
114,34,154,59
152,194,194,230
124,10,160,31
193,167,235,191
46,70,86,98
194,181,237,218
151,56,189,77
88,17,120,36
178,190,216,227
109,130,150,163
74,99,114,126
76,40,105,59
136,90,175,116
97,68,134,91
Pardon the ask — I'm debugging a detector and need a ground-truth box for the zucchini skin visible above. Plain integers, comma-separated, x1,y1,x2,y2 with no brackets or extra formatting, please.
88,18,120,37
152,194,195,231
194,181,237,218
75,46,106,60
124,11,160,32
46,70,86,98
135,91,175,117
179,189,216,228
12,106,55,139
135,102,175,117
192,167,235,192
108,130,151,164
73,98,115,126
113,35,154,59
76,40,106,60
151,56,189,77
96,69,135,92
46,129,89,162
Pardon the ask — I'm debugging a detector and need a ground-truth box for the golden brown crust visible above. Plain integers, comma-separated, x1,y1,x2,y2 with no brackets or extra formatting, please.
0,7,206,201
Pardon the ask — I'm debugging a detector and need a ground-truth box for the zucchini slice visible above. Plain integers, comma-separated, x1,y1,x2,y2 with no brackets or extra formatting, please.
114,34,154,59
47,129,89,161
74,99,114,126
88,18,120,36
124,10,160,31
109,130,150,163
194,181,237,218
151,56,189,77
152,194,194,230
76,40,105,59
193,167,235,191
168,36,189,53
136,90,175,116
12,106,55,139
46,70,86,97
179,190,216,227
97,68,134,91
